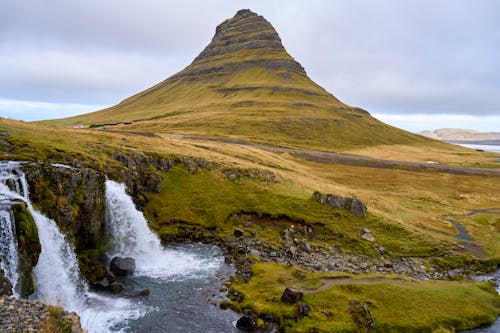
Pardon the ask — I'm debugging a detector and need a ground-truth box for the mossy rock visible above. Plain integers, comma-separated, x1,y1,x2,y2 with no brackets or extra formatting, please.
12,204,41,297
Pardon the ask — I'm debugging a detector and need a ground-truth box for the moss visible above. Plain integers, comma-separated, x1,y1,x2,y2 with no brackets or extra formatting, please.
41,306,73,333
12,204,41,297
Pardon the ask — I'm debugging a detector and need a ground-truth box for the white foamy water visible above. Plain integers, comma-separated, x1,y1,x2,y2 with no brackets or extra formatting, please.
105,180,222,279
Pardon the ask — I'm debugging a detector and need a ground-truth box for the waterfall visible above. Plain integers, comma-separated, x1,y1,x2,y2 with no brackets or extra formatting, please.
0,163,226,332
0,161,25,295
105,180,222,279
0,209,19,295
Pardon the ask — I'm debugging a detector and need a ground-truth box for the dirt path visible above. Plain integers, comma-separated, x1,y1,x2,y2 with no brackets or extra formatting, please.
302,277,408,294
180,136,500,176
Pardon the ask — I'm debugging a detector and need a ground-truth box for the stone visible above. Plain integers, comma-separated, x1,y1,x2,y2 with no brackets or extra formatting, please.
110,257,136,276
121,288,151,297
234,228,244,238
236,315,257,332
296,302,311,318
313,192,367,217
0,268,12,296
350,198,367,217
110,282,124,294
281,287,303,304
348,300,375,331
361,230,375,242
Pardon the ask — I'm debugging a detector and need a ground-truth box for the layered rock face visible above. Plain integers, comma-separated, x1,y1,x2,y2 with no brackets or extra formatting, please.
23,164,106,250
171,9,310,84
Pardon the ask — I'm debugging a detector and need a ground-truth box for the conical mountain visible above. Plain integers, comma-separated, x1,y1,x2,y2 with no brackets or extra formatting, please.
51,9,431,151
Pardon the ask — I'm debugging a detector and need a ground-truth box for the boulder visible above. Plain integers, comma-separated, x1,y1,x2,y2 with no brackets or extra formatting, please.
236,315,257,332
110,257,136,276
281,287,303,304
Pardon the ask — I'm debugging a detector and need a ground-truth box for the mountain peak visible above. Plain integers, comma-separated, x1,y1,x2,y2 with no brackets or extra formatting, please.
190,9,294,69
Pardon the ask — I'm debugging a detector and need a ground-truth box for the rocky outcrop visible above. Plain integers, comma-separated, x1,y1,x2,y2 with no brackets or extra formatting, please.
313,192,367,217
22,163,106,250
22,163,107,287
112,153,212,209
11,204,41,297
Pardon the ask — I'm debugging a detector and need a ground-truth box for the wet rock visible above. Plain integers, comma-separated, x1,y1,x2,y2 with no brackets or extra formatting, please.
109,282,124,294
110,257,136,276
121,287,150,297
281,287,303,304
234,228,244,238
349,300,375,331
236,314,257,332
0,268,12,296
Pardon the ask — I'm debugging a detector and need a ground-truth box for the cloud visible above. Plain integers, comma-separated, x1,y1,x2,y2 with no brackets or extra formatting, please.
1,0,499,122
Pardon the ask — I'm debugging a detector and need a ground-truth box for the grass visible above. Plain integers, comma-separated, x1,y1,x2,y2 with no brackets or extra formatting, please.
145,166,447,258
229,262,500,333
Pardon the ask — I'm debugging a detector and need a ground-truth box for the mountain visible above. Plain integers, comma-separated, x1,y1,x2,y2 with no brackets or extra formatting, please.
47,9,435,151
419,128,500,142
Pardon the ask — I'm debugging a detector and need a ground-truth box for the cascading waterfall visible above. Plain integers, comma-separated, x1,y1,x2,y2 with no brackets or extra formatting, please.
105,180,222,278
0,206,20,296
1,162,228,332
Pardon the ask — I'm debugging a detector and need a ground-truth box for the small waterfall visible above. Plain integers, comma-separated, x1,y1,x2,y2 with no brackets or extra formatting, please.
105,180,222,279
0,161,26,295
0,209,19,295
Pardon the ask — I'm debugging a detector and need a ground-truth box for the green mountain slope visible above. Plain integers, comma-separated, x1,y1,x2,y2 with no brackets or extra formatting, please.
46,9,437,151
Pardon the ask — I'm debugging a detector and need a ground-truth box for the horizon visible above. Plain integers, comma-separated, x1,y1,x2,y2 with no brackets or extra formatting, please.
1,1,499,132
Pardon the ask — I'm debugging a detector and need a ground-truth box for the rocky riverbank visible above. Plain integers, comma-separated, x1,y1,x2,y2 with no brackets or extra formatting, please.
0,296,83,333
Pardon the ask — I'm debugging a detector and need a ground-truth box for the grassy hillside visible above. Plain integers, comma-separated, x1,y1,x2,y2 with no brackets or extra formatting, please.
43,9,440,152
1,117,500,331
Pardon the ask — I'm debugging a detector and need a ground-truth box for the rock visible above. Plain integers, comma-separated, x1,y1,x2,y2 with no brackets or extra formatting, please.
0,268,12,296
296,302,310,318
109,282,124,294
361,230,375,242
234,228,244,238
121,288,150,297
328,195,349,209
313,192,367,217
348,300,375,331
281,287,303,304
350,198,367,217
110,257,136,276
236,315,257,332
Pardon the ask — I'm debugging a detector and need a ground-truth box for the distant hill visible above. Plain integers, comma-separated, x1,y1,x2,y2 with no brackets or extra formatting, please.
45,9,439,151
419,128,500,143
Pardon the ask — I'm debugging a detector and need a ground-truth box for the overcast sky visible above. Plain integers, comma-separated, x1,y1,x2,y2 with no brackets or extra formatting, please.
1,0,499,132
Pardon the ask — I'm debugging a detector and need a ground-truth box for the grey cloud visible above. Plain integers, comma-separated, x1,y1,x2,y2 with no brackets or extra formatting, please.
1,0,499,117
